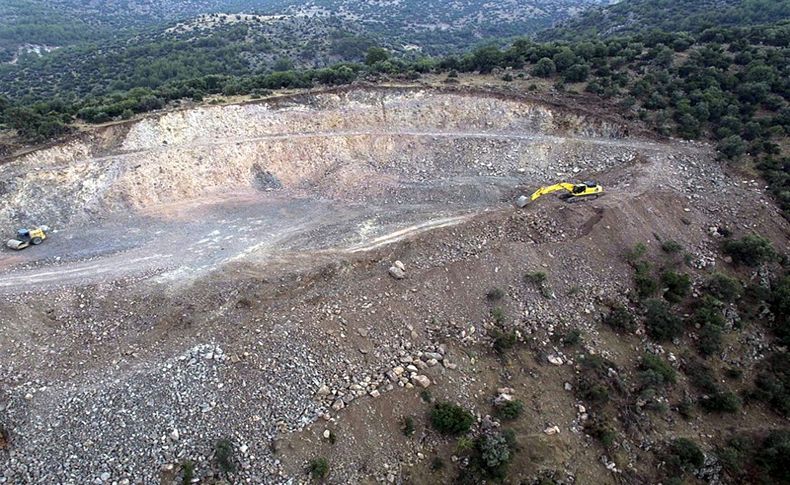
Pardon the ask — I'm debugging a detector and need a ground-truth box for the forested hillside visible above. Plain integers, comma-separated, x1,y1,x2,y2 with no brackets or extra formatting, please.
543,0,790,40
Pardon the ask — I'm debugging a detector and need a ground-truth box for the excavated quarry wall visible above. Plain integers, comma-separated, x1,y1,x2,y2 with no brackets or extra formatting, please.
0,89,627,228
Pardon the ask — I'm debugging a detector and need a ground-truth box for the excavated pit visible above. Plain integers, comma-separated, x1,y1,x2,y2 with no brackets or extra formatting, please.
0,87,641,289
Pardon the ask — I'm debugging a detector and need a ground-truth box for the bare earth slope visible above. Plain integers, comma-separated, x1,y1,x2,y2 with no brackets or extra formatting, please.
0,87,787,484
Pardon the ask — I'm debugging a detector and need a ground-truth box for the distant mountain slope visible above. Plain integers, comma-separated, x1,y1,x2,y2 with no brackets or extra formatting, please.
541,0,790,40
0,0,611,100
0,0,607,57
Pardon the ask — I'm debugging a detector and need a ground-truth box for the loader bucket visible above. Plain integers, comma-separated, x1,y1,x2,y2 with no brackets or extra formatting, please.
7,239,25,250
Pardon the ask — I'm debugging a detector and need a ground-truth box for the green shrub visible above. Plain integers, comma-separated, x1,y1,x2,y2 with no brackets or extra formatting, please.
495,400,524,421
661,270,691,303
718,431,790,484
456,436,474,453
420,389,433,403
585,417,617,448
691,297,726,357
402,416,415,437
638,353,677,389
181,460,194,485
525,271,547,285
431,402,474,435
684,358,719,394
626,242,648,262
661,240,683,253
486,287,505,301
490,327,517,354
476,431,513,478
755,430,790,482
577,354,618,406
666,438,705,472
308,457,329,480
753,352,790,417
725,367,743,380
706,273,742,302
602,304,636,332
768,275,790,346
697,323,723,357
644,299,684,341
634,261,658,299
723,234,777,267
700,391,741,413
470,430,516,481
215,438,235,474
561,329,582,347
491,307,506,325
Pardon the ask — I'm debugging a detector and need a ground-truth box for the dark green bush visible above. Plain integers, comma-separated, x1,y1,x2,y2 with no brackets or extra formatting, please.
661,270,691,303
215,438,235,474
181,460,194,485
525,271,547,285
666,438,705,472
768,275,790,346
490,327,517,354
634,261,659,299
706,273,742,302
723,235,777,267
661,240,683,253
402,416,415,437
491,307,506,326
697,323,723,357
602,304,636,332
431,402,474,435
495,400,524,421
561,329,582,347
309,457,329,479
684,358,719,394
577,354,618,406
626,242,647,262
699,390,741,413
753,352,790,417
644,299,684,341
585,417,617,448
719,431,790,484
638,353,677,389
486,287,505,301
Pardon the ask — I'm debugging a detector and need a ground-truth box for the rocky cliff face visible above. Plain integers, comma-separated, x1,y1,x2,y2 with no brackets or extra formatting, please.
0,88,626,229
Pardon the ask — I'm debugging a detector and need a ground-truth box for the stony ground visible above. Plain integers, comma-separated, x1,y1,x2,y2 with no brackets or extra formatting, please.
0,86,787,484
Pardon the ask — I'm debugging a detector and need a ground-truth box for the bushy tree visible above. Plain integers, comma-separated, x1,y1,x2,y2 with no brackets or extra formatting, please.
365,47,389,66
532,57,556,77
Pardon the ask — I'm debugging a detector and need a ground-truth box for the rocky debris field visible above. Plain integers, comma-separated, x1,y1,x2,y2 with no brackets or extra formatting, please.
0,86,788,484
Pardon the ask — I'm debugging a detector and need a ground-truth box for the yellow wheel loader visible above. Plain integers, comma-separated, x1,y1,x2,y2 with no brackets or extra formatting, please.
6,226,49,250
516,181,603,207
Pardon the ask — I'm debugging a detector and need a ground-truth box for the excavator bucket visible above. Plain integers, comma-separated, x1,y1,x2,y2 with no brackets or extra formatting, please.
516,195,530,208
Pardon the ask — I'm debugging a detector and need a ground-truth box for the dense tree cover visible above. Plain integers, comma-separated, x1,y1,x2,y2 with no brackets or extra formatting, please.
543,0,790,41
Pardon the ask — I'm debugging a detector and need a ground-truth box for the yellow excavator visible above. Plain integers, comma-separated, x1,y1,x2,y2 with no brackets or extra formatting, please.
517,181,603,207
6,226,49,250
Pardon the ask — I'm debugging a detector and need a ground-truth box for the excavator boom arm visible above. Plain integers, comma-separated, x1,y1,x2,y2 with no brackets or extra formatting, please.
530,183,575,201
